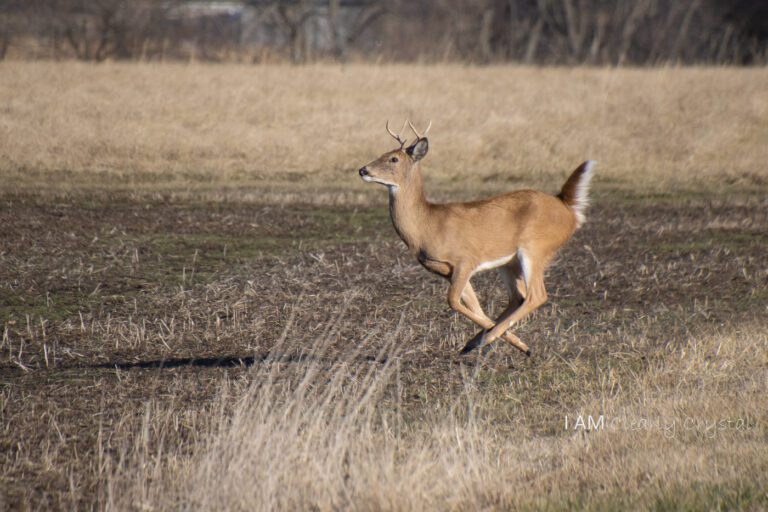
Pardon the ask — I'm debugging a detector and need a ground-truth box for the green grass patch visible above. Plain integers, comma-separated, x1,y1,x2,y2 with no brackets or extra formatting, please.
0,286,101,324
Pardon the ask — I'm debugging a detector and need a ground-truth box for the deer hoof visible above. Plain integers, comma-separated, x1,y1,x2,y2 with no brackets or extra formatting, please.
460,330,487,354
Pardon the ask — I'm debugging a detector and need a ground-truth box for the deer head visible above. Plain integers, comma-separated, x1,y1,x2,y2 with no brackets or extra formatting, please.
358,120,431,189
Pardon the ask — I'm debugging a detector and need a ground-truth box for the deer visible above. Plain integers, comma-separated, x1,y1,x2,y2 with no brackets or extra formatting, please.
358,120,595,356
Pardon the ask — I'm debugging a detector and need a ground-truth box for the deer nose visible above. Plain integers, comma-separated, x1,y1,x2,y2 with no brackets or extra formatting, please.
359,167,369,177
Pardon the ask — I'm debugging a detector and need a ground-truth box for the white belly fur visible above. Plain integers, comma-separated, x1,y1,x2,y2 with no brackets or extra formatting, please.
474,254,516,273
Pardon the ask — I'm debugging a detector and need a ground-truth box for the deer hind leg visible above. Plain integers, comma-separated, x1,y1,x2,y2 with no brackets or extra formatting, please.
458,269,531,355
484,250,549,345
499,256,526,313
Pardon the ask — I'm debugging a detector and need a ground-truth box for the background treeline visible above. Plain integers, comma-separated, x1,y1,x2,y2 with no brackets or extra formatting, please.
1,0,766,64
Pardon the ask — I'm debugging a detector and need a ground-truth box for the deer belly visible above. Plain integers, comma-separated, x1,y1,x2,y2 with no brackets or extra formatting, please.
474,253,516,273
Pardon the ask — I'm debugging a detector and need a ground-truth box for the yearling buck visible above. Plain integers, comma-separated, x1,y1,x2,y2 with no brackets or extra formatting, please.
358,121,595,355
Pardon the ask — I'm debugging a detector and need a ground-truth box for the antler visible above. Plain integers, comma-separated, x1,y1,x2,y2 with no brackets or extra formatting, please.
385,120,409,148
407,120,432,139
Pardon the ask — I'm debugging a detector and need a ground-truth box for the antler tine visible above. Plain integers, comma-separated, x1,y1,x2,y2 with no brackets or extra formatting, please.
385,120,408,147
385,119,397,139
407,120,432,139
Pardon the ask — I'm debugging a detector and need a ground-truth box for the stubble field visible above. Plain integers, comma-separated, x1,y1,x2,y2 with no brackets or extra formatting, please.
1,63,767,510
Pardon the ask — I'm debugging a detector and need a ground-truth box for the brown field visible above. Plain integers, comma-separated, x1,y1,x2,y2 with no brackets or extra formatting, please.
1,63,767,510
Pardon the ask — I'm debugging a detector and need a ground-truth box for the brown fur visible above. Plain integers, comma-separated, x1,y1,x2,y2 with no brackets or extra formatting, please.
359,137,594,355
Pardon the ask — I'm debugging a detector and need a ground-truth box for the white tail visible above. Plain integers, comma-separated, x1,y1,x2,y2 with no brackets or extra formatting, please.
558,160,595,229
358,122,595,356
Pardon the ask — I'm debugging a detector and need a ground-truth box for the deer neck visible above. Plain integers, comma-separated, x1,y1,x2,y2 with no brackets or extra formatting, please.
388,166,431,252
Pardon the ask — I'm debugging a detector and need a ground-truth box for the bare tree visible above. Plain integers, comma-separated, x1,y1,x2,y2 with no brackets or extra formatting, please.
339,1,385,59
3,0,765,64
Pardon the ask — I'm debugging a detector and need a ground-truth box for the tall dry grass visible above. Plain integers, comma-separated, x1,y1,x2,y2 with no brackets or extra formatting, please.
104,298,767,510
1,62,766,195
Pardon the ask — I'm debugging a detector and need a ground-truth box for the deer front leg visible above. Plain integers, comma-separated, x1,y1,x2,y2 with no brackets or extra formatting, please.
446,268,492,330
460,283,530,355
462,258,532,355
447,270,530,355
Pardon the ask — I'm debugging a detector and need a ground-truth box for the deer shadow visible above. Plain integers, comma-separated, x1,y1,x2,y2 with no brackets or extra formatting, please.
95,352,387,371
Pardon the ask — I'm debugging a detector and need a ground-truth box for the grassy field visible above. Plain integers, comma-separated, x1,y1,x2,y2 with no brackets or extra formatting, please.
2,62,767,195
1,63,767,510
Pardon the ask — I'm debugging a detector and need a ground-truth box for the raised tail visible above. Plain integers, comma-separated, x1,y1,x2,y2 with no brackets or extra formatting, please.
557,160,595,229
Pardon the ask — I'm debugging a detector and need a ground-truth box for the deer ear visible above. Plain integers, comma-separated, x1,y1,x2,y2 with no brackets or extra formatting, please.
406,138,429,162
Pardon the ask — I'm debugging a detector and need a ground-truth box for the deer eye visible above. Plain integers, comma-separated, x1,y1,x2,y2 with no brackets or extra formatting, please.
390,156,399,163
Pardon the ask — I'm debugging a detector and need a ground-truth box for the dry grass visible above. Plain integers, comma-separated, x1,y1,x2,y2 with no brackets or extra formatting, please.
1,62,767,196
1,63,767,511
104,323,766,511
